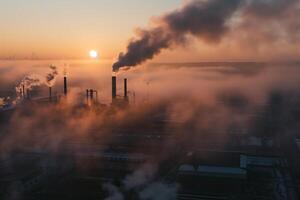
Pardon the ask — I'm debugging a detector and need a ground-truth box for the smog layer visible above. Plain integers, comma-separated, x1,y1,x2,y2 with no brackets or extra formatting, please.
1,61,300,199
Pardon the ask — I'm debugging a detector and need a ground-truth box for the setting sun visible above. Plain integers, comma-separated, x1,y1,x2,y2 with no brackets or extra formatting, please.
89,50,98,58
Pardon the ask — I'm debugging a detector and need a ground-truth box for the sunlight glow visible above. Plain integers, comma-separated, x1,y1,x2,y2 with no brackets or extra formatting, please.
89,50,98,58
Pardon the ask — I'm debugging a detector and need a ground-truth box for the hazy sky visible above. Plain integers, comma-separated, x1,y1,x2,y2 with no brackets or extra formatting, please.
0,0,181,60
0,0,299,62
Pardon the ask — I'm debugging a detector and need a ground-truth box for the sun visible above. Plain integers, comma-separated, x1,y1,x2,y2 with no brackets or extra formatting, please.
89,50,98,58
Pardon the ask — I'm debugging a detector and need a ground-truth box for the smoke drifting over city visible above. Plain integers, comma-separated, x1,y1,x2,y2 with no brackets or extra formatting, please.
113,0,300,71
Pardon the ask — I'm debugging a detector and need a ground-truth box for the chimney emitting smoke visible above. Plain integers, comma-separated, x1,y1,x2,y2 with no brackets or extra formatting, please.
112,76,117,100
64,76,68,96
22,84,25,99
90,89,94,101
49,87,52,101
124,78,128,99
112,0,242,71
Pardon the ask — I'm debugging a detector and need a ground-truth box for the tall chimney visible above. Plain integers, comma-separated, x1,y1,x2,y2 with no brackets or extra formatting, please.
124,78,128,99
90,89,94,101
86,89,89,103
112,76,117,100
95,90,98,103
64,76,68,96
22,84,25,99
19,88,22,99
49,87,52,101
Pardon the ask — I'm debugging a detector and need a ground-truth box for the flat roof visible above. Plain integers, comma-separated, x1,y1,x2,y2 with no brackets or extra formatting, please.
197,165,247,175
178,164,195,172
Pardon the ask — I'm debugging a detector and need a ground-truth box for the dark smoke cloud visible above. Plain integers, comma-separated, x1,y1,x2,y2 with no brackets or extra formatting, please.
244,0,297,17
164,0,241,42
113,27,172,72
112,0,242,71
113,0,300,71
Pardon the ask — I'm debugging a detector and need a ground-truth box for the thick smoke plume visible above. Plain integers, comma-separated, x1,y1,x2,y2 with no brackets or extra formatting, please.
112,0,241,71
113,0,300,71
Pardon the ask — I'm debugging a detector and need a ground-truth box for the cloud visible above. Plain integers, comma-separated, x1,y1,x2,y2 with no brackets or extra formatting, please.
104,164,178,200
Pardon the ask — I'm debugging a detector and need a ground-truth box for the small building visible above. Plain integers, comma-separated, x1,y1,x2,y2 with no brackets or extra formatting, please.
240,154,285,168
197,165,247,179
178,164,196,175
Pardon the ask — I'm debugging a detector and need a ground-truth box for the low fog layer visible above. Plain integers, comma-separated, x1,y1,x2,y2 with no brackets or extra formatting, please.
1,61,300,199
1,62,300,150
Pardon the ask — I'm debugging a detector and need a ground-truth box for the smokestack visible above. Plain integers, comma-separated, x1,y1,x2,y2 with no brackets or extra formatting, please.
95,90,98,103
19,88,22,99
86,89,89,103
112,76,117,100
49,87,52,101
90,89,94,101
124,78,128,99
22,84,25,99
64,76,68,96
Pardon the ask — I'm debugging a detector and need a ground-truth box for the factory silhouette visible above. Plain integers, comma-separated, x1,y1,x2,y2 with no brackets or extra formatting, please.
16,70,130,108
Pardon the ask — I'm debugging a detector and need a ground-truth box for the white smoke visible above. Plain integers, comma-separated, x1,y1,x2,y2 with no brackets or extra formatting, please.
15,65,59,100
103,164,178,200
45,65,59,87
15,74,45,99
123,164,156,190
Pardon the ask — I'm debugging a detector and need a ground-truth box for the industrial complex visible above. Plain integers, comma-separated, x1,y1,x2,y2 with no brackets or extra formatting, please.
0,70,300,200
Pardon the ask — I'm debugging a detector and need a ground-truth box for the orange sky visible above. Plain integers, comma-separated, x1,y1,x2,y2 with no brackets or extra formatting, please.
1,0,299,62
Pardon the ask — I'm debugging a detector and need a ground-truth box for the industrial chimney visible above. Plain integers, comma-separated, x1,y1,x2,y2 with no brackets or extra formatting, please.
112,76,117,100
94,90,98,104
22,84,25,99
64,76,68,96
86,89,89,103
90,89,94,101
49,87,52,101
124,78,128,99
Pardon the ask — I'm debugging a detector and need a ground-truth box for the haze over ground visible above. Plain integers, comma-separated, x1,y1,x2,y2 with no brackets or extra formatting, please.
1,0,300,199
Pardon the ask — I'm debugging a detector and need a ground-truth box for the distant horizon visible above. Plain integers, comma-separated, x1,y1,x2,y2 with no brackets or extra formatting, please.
1,0,300,64
1,58,300,65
